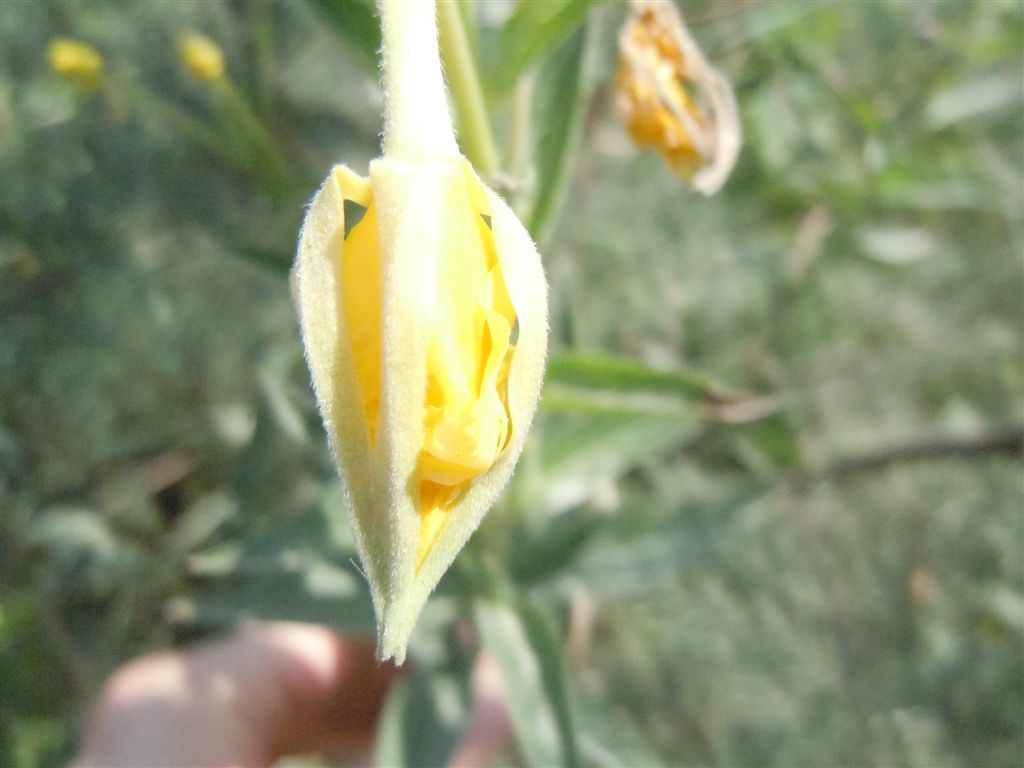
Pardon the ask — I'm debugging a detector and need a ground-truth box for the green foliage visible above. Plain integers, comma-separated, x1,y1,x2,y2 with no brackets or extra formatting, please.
304,0,380,69
2,0,1022,767
375,664,471,768
475,600,579,768
525,17,600,247
481,0,600,97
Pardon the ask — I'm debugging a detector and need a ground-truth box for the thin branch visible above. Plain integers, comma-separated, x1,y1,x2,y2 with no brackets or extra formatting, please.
824,425,1023,481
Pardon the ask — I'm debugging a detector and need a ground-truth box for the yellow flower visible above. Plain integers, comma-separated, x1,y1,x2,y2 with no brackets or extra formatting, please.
178,33,225,83
47,38,103,90
293,0,547,663
616,0,741,194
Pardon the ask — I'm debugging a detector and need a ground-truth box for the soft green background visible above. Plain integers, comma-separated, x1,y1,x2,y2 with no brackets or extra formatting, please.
1,1,1021,766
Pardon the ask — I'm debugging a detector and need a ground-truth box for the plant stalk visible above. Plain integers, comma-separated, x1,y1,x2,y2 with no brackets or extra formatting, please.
436,0,500,174
378,0,459,158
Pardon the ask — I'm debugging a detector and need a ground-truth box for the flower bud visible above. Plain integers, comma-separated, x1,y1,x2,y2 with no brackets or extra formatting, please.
294,0,547,663
178,32,225,83
47,38,103,90
616,0,741,194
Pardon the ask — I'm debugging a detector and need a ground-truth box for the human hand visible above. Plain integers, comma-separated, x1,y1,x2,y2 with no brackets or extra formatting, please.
74,622,399,768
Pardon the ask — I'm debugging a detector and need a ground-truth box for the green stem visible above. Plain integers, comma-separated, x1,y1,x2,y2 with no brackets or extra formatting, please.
213,77,291,191
436,0,500,175
505,75,533,175
123,82,242,168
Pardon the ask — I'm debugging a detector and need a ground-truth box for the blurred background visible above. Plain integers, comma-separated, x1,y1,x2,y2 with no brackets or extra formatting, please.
1,1,1021,766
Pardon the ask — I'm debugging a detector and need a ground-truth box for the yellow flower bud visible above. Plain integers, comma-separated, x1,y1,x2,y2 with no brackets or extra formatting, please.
616,0,741,194
47,38,103,90
178,32,225,83
293,0,547,663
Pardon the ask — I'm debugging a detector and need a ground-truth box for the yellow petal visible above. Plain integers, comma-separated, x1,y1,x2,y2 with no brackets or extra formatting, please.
341,195,383,447
335,161,517,571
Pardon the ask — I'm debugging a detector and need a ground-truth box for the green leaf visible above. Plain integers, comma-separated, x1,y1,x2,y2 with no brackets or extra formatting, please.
543,353,728,418
548,518,715,598
537,411,700,513
509,506,605,587
474,599,579,768
233,375,315,519
373,666,470,768
876,173,1016,218
532,356,775,513
183,494,376,633
576,690,666,768
527,19,599,248
305,0,381,69
227,243,292,275
542,495,761,598
179,564,376,633
731,411,802,471
857,225,938,265
165,492,236,556
483,0,597,97
924,72,1022,131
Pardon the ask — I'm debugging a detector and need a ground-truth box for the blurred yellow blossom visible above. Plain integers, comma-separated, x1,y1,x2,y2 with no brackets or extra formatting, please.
47,38,103,89
178,33,225,83
616,0,740,194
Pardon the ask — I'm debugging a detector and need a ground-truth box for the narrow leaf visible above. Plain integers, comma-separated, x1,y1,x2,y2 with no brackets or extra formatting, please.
576,690,666,768
373,667,470,768
546,353,728,407
181,564,376,633
537,411,700,513
484,0,597,97
540,494,763,598
509,506,605,587
183,493,375,633
305,0,380,68
527,19,599,248
475,600,579,768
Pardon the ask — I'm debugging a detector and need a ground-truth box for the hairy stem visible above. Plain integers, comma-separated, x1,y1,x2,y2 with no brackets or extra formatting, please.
378,0,458,158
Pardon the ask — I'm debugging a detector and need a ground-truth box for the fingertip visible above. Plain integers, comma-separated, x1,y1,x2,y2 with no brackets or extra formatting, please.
251,621,348,693
242,622,402,759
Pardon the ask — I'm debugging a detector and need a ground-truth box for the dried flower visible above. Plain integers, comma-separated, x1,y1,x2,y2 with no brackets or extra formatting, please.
616,0,741,194
293,0,547,663
47,38,103,90
178,32,225,83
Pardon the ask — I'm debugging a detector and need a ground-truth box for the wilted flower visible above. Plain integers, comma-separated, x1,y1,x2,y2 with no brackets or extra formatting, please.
294,0,547,663
178,32,225,83
47,38,103,90
616,0,741,194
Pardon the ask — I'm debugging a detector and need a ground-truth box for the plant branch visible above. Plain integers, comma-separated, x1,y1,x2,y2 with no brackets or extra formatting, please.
824,425,1023,481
